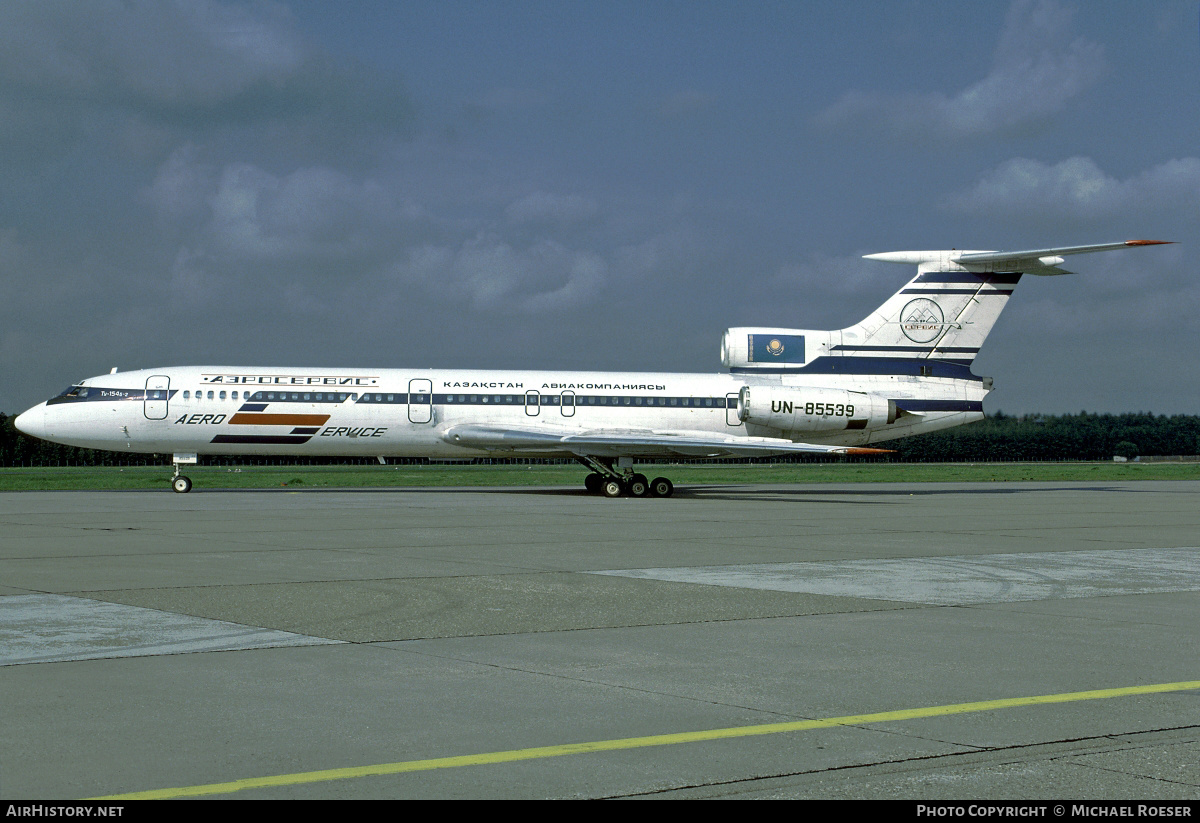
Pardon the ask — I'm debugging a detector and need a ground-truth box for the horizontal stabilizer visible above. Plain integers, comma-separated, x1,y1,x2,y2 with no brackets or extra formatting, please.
954,240,1173,275
866,240,1173,275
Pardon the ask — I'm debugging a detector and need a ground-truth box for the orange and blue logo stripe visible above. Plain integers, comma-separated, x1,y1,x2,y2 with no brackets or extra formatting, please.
210,404,331,445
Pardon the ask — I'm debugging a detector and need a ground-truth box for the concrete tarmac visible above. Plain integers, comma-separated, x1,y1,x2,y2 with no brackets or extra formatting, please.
1,480,1199,799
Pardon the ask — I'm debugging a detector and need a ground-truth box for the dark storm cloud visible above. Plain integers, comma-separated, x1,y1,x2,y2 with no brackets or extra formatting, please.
1,1,1195,418
0,0,409,128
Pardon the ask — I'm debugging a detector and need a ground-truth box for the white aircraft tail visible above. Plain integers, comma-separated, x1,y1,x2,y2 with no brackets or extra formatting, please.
839,260,1018,364
722,240,1170,374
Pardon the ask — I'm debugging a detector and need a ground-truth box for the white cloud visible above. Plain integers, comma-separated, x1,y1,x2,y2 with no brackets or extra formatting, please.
142,144,217,221
400,235,606,314
145,152,615,315
815,0,1103,139
944,156,1200,222
613,227,708,279
143,152,424,265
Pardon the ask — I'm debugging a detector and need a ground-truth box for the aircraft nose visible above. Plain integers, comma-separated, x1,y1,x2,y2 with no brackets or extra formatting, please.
14,404,47,439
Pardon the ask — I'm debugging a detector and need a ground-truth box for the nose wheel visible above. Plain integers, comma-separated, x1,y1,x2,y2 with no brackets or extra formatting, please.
171,457,194,493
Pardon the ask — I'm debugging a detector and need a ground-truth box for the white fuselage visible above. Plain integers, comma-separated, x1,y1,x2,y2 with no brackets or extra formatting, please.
16,364,986,459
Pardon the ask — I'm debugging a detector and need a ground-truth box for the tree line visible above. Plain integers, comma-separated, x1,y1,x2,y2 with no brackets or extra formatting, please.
2,410,1197,467
887,411,1200,463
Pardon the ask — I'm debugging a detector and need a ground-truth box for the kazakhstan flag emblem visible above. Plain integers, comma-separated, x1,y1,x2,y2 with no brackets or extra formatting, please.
748,334,805,364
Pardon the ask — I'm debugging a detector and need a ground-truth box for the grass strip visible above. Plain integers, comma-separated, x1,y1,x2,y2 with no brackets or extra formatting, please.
1,461,1196,491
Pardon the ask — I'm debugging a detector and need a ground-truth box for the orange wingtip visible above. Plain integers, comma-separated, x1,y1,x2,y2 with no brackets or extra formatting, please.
1125,240,1175,246
841,447,895,455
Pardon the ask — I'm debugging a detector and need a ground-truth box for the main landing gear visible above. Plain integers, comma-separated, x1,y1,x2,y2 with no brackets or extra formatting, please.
579,458,674,498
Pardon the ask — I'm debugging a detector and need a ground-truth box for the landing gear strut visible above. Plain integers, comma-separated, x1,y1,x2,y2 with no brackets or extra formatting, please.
171,453,196,493
577,457,673,498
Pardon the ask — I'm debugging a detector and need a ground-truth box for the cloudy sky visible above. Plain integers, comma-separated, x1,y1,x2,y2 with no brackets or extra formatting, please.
1,0,1196,416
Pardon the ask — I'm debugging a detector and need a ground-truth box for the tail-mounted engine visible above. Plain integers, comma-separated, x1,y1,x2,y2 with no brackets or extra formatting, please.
721,328,816,371
738,386,897,432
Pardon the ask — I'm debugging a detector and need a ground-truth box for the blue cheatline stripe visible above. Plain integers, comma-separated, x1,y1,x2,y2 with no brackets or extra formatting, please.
732,357,982,381
235,393,737,408
247,392,355,404
215,394,743,409
916,272,1023,284
435,394,736,409
210,434,314,445
893,399,983,412
900,288,1013,295
832,345,980,354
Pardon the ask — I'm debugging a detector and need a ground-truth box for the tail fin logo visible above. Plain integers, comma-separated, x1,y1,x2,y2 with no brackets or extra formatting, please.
901,298,945,343
766,338,785,356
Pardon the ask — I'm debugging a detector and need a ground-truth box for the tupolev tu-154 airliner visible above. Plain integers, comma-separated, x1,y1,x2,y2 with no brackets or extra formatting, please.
15,240,1170,496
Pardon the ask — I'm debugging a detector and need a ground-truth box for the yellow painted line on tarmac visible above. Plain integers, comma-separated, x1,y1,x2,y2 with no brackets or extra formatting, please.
92,679,1200,800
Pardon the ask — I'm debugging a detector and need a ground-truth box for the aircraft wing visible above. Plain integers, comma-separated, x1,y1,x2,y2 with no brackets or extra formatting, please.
442,424,891,458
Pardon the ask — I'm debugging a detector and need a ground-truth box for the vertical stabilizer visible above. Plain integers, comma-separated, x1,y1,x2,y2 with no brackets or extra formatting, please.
849,240,1172,365
839,261,1018,364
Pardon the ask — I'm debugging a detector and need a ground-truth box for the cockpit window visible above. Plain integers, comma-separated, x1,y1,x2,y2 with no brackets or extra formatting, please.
58,385,89,398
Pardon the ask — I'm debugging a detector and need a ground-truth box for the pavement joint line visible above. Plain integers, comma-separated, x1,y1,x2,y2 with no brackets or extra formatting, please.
605,723,1200,799
90,678,1200,800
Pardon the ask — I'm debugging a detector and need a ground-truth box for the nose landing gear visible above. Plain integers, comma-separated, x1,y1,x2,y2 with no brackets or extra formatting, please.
171,453,197,493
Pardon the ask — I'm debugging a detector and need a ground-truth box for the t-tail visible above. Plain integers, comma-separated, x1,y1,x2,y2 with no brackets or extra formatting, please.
721,240,1172,376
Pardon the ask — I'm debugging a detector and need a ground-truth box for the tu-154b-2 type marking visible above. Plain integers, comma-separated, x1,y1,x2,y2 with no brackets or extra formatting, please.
15,240,1171,496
